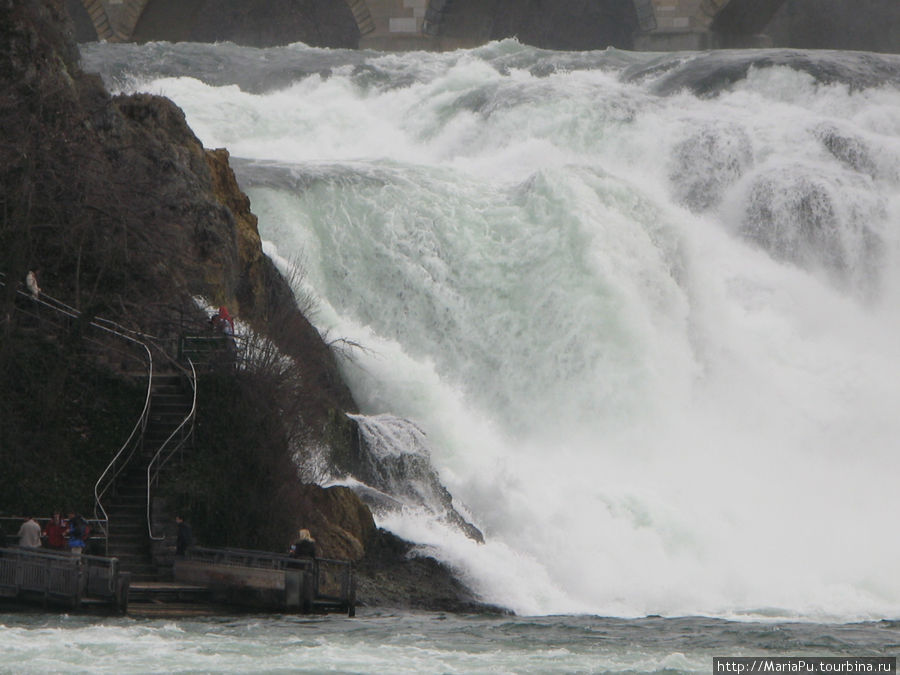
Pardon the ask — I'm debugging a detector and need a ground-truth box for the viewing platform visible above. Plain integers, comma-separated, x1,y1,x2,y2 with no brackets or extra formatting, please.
0,546,355,617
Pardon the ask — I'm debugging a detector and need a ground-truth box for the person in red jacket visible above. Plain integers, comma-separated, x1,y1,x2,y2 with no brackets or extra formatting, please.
44,512,66,551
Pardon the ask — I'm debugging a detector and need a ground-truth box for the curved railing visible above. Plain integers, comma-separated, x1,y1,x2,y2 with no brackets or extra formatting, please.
147,358,197,540
93,346,153,541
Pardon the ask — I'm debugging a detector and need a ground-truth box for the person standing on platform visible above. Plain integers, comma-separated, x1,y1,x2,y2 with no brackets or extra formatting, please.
17,516,42,548
289,528,317,558
44,512,67,551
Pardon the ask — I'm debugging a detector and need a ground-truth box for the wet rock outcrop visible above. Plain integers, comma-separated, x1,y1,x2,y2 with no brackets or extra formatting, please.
297,484,377,561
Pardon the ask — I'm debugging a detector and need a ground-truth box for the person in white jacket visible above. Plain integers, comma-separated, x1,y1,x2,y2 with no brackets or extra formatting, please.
17,517,42,548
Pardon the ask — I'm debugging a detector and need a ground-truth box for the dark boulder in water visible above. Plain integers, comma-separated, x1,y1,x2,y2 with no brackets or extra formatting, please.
626,50,900,98
738,165,884,288
670,122,754,212
814,123,879,178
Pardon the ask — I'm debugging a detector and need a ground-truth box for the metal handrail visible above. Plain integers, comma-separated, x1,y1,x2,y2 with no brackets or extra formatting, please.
147,358,197,540
93,349,152,543
186,546,318,570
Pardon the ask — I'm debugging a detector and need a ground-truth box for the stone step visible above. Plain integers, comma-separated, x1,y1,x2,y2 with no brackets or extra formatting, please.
109,548,151,561
107,497,146,507
128,582,211,604
108,531,147,544
109,525,147,536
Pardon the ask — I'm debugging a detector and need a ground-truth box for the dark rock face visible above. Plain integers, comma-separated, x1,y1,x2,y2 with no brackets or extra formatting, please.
355,529,505,613
738,166,884,288
296,484,377,561
1,0,355,421
341,415,484,544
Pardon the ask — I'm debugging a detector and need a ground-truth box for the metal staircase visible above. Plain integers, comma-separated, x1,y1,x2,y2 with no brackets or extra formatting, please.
2,273,197,582
103,371,196,581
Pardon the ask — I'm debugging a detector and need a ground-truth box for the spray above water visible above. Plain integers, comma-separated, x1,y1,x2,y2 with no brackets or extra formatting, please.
86,41,900,620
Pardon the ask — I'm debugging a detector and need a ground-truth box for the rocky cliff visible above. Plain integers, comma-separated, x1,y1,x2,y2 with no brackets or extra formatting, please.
0,0,490,612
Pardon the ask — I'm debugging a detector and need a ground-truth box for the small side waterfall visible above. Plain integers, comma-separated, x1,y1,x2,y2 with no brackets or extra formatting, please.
344,414,483,543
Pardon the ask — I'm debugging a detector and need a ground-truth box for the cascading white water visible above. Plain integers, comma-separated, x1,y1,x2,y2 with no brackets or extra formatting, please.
91,41,900,620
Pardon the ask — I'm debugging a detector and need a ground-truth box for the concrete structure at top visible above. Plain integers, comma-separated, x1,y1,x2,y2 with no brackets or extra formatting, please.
78,0,788,51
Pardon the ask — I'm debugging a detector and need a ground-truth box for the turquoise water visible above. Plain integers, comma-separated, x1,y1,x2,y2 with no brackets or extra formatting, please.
2,610,899,673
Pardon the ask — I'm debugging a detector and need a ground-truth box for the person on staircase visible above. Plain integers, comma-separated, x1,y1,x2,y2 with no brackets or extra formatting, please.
25,269,41,299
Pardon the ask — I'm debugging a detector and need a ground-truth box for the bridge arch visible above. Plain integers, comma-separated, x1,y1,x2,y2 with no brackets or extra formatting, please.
78,0,376,43
77,0,115,41
344,0,376,36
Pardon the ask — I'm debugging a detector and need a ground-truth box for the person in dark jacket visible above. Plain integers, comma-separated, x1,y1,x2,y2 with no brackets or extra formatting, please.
175,515,193,557
289,528,316,558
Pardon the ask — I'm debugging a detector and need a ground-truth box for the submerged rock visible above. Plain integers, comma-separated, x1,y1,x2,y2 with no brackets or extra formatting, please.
670,121,753,212
737,164,884,290
814,123,879,178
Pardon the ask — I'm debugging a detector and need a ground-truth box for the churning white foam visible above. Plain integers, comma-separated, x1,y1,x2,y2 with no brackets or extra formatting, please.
121,45,900,620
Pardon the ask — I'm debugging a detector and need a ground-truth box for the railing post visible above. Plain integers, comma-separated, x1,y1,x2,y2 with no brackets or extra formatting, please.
347,564,356,617
301,568,314,613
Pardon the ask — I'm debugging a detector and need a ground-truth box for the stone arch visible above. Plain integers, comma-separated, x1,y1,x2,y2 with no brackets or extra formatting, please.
707,0,788,36
79,0,151,41
78,0,115,40
423,0,452,36
81,0,373,43
343,0,376,36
